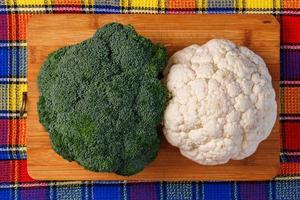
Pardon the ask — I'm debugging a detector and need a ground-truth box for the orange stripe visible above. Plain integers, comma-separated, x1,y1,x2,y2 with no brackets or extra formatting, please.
7,119,26,146
168,0,196,9
6,14,32,41
53,0,85,5
279,163,300,175
283,0,300,9
283,87,300,114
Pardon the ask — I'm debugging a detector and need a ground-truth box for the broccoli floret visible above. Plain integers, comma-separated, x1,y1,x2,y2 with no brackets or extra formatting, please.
37,23,168,176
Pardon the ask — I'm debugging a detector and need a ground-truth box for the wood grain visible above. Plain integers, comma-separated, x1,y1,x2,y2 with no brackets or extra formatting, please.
27,14,280,181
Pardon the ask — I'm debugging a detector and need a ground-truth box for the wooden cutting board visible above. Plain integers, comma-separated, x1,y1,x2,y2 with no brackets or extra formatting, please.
27,14,280,181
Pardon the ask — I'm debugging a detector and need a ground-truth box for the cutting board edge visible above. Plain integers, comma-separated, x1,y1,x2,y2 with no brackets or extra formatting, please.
26,14,280,181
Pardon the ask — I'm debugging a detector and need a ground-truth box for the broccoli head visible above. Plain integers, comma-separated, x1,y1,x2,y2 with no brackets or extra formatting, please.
37,23,168,176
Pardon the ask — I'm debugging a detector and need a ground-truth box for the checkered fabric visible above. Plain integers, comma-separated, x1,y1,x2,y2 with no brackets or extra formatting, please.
0,0,300,199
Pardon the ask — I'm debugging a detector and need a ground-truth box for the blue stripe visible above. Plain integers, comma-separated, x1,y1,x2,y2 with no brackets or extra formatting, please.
0,145,26,148
52,184,57,200
280,49,286,81
271,181,276,200
0,5,6,14
265,182,271,200
203,182,233,200
191,182,197,200
0,116,21,119
94,5,120,10
0,110,21,114
0,47,27,77
81,183,86,200
281,154,300,162
8,47,12,78
0,80,26,84
16,46,20,77
93,183,122,199
0,186,12,199
0,181,300,200
162,182,167,200
207,7,235,13
281,49,300,81
0,47,8,76
0,149,26,160
155,182,161,199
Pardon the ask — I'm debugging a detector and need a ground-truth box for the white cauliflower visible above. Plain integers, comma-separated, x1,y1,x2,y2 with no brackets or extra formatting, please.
163,39,277,165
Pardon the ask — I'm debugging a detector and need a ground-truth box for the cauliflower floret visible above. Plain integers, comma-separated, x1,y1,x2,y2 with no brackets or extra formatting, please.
163,39,277,165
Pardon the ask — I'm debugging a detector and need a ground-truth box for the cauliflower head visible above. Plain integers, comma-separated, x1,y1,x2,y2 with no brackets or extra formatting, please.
163,39,277,165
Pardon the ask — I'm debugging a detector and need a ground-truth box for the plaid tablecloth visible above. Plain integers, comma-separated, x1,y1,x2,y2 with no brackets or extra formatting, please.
0,0,299,199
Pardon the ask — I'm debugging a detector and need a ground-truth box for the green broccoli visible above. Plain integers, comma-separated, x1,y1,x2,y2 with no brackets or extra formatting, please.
37,23,168,176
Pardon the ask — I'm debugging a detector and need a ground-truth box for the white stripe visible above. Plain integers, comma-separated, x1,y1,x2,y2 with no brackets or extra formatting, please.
233,10,281,14
234,182,238,200
0,146,27,152
127,10,159,14
195,182,199,200
123,181,127,200
0,42,27,47
280,116,300,120
0,182,83,189
243,11,274,14
201,182,205,200
280,81,300,85
282,10,300,15
0,113,27,117
159,181,163,200
14,183,18,200
275,176,300,180
0,7,119,13
91,181,122,184
91,181,94,200
281,45,300,50
0,78,27,82
269,181,272,200
0,7,47,12
280,152,300,156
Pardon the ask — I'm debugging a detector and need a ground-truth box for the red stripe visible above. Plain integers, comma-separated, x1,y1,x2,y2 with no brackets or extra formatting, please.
0,160,37,183
282,16,300,44
0,14,7,40
0,119,26,146
282,122,300,150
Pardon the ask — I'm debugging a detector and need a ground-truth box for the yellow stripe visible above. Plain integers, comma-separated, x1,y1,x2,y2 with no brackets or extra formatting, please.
83,0,94,6
7,83,27,112
125,0,165,8
274,0,281,10
159,0,166,10
120,0,129,8
6,0,47,5
235,0,244,10
5,0,96,6
245,0,273,9
196,0,208,9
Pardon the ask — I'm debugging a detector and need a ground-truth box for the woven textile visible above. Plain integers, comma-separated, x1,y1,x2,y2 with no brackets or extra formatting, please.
0,0,299,199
